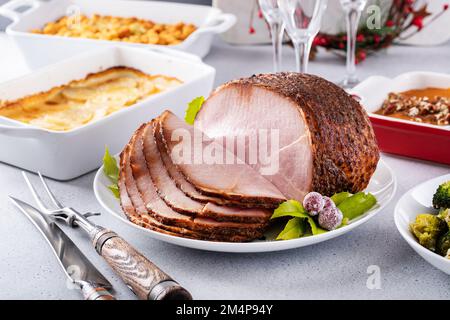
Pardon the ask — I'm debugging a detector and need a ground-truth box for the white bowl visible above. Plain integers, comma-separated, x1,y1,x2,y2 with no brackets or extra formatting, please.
0,0,236,68
94,157,396,253
0,46,215,180
394,173,450,275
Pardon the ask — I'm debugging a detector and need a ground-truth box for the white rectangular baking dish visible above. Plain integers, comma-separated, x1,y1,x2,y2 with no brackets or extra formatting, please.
0,46,216,180
0,0,236,68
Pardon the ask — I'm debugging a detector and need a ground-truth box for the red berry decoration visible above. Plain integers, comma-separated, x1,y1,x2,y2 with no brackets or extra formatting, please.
258,9,263,19
308,1,440,63
373,34,381,44
412,16,423,30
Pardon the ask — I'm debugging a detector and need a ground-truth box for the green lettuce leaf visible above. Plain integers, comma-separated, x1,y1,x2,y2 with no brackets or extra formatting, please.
103,147,119,199
184,96,205,125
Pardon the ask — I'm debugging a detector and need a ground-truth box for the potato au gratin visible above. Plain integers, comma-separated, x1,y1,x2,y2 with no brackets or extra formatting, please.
31,14,197,45
0,67,182,131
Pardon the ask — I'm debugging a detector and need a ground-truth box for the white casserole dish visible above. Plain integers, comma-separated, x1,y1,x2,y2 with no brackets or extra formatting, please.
0,46,216,180
0,0,236,68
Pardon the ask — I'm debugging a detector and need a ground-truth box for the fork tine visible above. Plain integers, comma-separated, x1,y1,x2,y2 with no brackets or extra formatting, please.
38,172,64,209
22,171,52,213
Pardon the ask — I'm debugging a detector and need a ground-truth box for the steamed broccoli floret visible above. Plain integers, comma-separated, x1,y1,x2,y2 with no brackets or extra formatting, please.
410,214,447,251
432,181,450,209
438,208,450,228
437,231,450,258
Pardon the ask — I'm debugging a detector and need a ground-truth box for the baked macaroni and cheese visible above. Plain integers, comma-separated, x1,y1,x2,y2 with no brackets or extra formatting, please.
0,67,182,131
31,14,197,45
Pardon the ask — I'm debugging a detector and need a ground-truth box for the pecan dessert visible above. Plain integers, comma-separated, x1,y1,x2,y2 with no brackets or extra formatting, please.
376,89,450,126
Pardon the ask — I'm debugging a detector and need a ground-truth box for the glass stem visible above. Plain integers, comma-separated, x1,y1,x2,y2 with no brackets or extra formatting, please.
345,8,362,80
270,22,284,72
293,39,311,73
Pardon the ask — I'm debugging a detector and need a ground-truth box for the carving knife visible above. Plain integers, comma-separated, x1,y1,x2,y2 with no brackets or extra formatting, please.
10,197,115,300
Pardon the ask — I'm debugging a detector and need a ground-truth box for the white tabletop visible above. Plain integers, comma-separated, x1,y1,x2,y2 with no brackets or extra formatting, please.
0,33,449,300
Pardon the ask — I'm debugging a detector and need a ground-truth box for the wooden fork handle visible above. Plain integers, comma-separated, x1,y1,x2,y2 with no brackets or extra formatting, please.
80,282,116,300
91,228,192,300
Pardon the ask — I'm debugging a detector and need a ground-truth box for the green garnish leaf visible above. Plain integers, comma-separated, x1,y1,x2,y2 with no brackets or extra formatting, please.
331,192,352,206
184,96,205,125
307,218,327,235
272,200,326,239
338,192,377,220
341,217,350,226
103,147,119,199
276,217,305,240
271,200,306,219
103,147,119,182
108,184,120,199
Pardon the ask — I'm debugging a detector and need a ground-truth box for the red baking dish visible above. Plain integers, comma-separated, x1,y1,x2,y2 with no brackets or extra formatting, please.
369,116,450,165
351,72,450,165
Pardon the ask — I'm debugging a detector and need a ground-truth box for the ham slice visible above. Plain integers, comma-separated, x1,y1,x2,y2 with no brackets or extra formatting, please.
159,110,286,206
154,119,268,209
120,134,254,242
119,145,222,240
196,73,380,200
145,119,272,223
127,125,266,240
142,120,205,216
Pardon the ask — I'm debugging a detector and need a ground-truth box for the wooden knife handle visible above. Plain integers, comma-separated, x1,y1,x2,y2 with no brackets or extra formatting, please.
80,282,115,300
91,228,192,300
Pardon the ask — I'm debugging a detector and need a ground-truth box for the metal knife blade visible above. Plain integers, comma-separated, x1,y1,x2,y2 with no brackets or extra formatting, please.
9,196,112,289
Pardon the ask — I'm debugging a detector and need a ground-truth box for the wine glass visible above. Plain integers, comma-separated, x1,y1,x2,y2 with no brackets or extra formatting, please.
258,0,285,72
277,0,328,73
339,0,368,89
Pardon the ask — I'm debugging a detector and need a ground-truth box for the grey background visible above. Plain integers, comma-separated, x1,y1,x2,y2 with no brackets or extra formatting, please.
0,0,449,300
